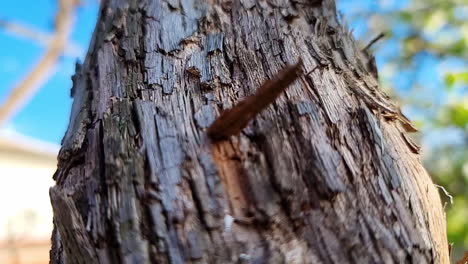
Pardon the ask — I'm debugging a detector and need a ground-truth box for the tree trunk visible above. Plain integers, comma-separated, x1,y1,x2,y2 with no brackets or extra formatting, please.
50,0,449,263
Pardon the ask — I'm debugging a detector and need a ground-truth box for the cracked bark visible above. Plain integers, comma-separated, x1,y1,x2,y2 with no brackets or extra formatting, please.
50,0,449,263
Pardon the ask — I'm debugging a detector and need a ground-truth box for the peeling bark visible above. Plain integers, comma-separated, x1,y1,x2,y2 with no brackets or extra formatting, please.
50,0,449,263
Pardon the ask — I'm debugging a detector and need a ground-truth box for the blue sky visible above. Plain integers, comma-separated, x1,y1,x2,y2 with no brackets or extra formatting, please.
0,0,98,144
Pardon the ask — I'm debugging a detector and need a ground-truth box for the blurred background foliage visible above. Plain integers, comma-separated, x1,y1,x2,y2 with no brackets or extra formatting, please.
338,0,468,259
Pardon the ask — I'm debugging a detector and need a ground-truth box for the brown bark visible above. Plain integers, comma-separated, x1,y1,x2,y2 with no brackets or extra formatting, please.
50,0,449,263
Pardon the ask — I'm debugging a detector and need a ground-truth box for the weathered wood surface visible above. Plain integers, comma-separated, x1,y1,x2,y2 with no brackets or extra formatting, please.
50,0,449,263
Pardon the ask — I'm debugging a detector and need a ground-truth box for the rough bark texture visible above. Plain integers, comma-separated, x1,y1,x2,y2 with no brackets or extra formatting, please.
50,0,449,263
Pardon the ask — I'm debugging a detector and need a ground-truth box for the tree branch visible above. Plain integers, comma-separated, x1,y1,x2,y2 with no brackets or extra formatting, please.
0,18,83,57
363,32,385,51
207,59,303,140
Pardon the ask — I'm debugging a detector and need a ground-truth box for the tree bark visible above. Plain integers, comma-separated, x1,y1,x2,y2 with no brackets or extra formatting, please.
50,0,449,263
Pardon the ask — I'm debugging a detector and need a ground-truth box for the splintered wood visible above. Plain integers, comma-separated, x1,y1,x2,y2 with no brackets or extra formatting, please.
342,71,418,133
207,60,303,140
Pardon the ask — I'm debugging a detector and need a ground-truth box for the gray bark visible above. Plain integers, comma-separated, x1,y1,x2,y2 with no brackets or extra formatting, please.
50,0,449,263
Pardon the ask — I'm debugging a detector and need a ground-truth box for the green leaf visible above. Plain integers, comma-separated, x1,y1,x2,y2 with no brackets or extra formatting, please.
447,38,467,56
398,11,413,22
447,103,468,128
445,74,456,89
444,72,468,90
